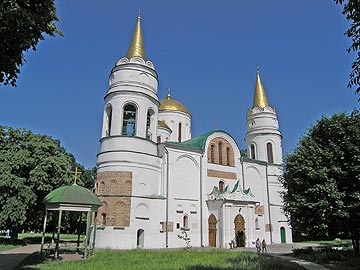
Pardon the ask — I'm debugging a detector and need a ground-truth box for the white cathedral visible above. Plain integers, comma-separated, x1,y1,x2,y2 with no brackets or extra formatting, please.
93,15,292,249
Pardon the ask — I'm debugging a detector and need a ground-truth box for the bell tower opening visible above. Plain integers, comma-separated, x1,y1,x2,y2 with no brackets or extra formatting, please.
122,104,137,136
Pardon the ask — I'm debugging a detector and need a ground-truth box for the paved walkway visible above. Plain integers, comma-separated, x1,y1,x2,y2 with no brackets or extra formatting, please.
0,244,40,270
0,243,330,270
237,243,330,270
0,245,82,270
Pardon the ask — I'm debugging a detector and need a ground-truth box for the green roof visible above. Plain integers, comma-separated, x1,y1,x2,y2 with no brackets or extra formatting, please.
43,184,101,206
167,130,226,150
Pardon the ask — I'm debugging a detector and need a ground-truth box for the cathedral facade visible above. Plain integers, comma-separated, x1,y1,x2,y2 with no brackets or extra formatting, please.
94,16,292,249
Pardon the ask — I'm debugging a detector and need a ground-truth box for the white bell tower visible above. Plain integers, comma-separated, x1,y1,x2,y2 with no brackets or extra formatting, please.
245,69,283,164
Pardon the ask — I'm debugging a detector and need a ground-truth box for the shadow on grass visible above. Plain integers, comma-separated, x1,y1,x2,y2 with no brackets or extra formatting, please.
186,254,304,270
0,237,26,246
292,246,360,270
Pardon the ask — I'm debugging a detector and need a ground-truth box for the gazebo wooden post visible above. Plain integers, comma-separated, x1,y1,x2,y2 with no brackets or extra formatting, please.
40,209,48,256
84,211,91,258
76,212,82,253
54,209,63,259
91,211,98,255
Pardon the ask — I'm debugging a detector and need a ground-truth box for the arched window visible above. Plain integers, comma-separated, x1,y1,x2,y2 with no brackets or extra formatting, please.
210,144,215,163
105,105,112,136
146,110,154,140
178,122,182,142
255,218,259,229
183,215,189,229
226,147,230,166
99,181,105,193
219,181,224,193
157,136,161,143
250,144,256,159
102,213,107,225
267,142,274,163
122,104,136,136
218,141,223,165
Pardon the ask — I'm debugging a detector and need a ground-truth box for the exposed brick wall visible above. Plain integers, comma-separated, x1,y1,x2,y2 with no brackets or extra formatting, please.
207,137,235,166
96,171,132,227
207,169,237,180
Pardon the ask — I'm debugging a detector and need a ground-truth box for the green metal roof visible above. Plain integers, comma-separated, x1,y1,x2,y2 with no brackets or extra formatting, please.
167,130,227,150
43,184,101,206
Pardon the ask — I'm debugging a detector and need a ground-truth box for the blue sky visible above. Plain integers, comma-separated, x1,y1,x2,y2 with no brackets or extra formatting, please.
0,0,358,168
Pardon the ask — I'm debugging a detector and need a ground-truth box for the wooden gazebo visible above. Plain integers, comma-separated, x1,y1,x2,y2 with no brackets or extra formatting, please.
40,183,101,259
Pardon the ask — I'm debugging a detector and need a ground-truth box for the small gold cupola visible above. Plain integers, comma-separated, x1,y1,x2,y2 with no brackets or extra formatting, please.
126,14,146,60
252,68,269,109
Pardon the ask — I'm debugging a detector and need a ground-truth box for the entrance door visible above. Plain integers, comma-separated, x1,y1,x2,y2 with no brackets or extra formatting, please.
208,214,217,247
280,227,286,243
137,229,144,248
234,214,246,247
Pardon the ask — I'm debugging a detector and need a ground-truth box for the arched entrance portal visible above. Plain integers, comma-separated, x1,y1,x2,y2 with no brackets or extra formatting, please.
280,227,286,243
137,229,144,248
208,214,217,247
234,214,246,247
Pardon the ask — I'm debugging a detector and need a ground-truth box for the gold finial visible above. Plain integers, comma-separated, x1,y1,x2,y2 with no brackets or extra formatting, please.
137,8,141,19
252,67,269,109
167,87,171,100
71,167,81,185
126,11,146,60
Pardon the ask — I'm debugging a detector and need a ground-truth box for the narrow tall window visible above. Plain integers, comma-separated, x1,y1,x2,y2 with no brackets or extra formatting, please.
102,213,107,225
210,144,215,163
226,147,230,166
250,144,256,159
183,215,189,229
146,110,152,140
218,141,223,165
219,181,224,193
122,104,136,136
157,136,161,143
267,142,274,163
178,122,182,142
105,106,112,136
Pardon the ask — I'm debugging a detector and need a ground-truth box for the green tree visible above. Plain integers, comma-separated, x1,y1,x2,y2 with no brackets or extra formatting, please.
281,110,360,253
0,0,62,86
335,0,360,98
0,126,93,239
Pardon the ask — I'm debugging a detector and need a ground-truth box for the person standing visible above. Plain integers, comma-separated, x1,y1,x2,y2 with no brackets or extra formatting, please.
262,239,267,253
255,238,261,253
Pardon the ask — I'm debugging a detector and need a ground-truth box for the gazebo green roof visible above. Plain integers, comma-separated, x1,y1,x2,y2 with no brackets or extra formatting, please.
43,184,101,206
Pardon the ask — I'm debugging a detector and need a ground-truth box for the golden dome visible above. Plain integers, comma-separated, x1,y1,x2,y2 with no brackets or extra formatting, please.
159,93,190,115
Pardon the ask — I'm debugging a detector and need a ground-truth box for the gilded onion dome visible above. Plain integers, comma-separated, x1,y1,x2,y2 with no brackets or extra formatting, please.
159,93,190,115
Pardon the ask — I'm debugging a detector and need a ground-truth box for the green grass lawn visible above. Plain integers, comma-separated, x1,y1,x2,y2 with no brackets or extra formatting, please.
22,249,304,270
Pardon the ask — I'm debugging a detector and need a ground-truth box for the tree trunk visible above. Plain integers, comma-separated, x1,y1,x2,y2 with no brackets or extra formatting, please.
351,228,360,254
10,227,19,240
354,228,359,254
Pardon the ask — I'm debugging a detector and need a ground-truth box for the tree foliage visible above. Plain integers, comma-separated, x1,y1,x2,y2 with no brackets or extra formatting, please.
335,0,360,97
281,110,360,252
0,126,95,239
0,0,62,86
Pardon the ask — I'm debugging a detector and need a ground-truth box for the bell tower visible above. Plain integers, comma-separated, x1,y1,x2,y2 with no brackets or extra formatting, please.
95,15,163,243
100,14,159,141
245,69,283,164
